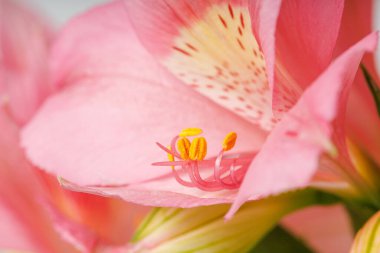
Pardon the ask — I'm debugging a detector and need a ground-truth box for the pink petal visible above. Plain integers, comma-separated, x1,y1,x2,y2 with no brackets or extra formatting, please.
1,107,142,252
336,0,380,166
41,172,150,245
124,0,283,130
226,32,378,218
0,0,52,125
42,200,97,253
334,0,373,55
0,202,45,252
276,0,344,88
248,0,281,89
22,1,265,187
0,111,145,250
272,0,344,116
282,205,353,253
59,175,240,208
0,110,78,253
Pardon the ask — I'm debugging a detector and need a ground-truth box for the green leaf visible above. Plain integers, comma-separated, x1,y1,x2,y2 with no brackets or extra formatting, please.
250,225,313,253
350,211,380,253
360,64,380,117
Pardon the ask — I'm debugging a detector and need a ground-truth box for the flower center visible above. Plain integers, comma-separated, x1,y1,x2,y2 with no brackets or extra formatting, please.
153,128,251,191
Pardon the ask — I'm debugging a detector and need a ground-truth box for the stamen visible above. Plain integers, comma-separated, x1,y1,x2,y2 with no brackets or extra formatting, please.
177,137,191,160
156,142,181,159
188,163,225,191
179,127,203,137
223,132,237,151
167,146,175,162
189,137,207,161
172,166,195,188
229,160,239,185
153,128,251,192
213,150,239,189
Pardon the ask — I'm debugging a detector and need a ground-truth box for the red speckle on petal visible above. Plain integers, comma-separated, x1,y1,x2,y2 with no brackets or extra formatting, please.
240,13,245,28
244,88,252,94
226,84,235,90
173,46,192,57
215,66,223,75
230,71,239,77
186,43,198,52
218,15,228,29
237,38,245,51
228,4,234,19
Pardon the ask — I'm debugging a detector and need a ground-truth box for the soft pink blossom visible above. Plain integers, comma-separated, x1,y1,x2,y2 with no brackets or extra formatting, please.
21,0,378,223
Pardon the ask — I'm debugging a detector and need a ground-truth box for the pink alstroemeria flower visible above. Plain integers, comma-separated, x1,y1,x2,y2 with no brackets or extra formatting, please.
0,1,147,252
21,0,378,221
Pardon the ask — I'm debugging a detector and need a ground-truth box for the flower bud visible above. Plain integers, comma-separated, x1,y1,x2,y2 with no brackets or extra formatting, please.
130,189,323,252
351,211,380,253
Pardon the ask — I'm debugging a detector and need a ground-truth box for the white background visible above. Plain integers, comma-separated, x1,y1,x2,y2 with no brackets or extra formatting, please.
19,0,107,27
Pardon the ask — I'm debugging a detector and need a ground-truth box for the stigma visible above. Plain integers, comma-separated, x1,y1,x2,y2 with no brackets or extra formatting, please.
153,128,251,191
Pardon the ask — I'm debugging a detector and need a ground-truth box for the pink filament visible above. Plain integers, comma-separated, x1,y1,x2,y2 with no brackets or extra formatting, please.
153,136,251,192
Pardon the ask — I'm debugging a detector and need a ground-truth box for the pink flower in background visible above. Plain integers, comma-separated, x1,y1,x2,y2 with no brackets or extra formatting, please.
0,1,148,252
20,0,379,221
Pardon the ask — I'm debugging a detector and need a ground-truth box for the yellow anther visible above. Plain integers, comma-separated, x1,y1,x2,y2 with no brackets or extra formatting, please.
167,146,175,170
177,137,191,160
167,146,174,162
179,128,203,137
222,132,237,151
189,137,207,161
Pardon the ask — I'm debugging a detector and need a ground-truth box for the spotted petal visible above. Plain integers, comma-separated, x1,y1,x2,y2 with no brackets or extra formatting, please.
22,1,265,188
226,32,378,218
124,0,344,130
124,0,280,130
